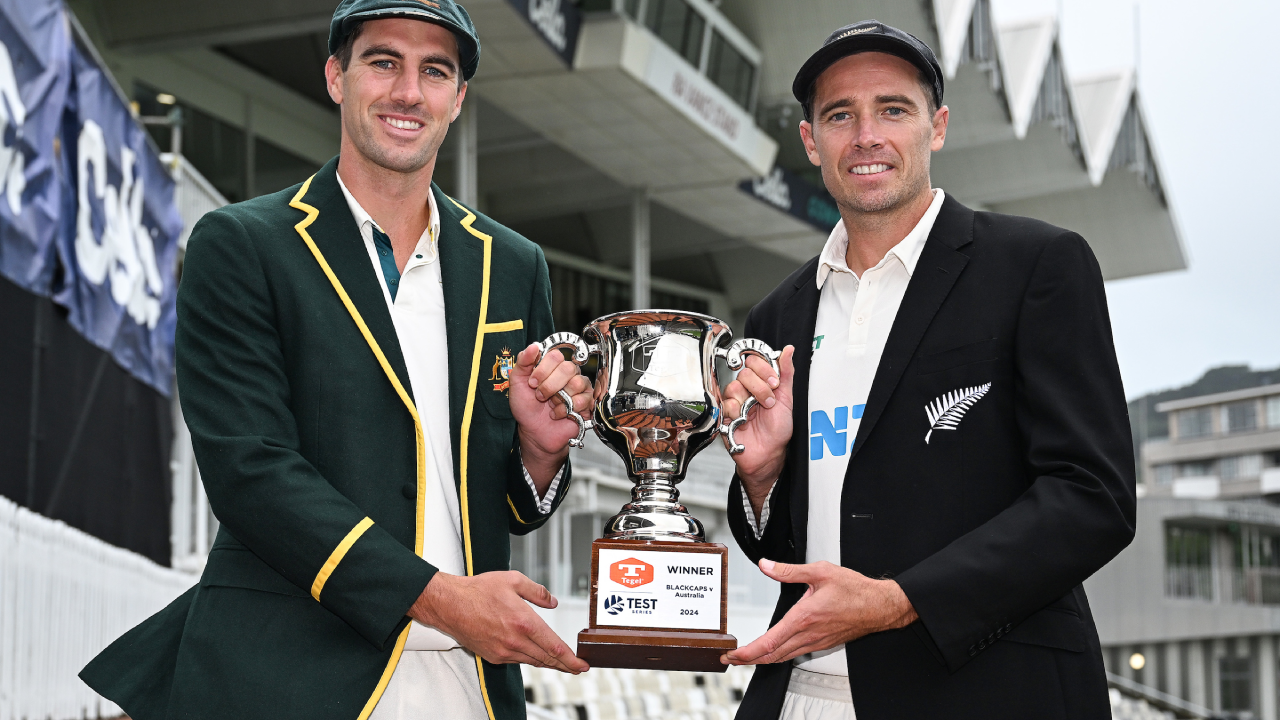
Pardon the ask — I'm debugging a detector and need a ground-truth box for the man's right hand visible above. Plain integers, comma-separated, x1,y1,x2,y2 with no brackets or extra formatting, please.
721,345,795,518
410,570,589,674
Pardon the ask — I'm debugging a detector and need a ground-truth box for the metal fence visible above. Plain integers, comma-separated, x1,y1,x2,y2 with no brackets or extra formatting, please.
0,495,194,720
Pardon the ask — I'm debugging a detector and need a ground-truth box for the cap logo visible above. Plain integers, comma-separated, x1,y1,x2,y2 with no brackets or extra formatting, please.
837,25,879,40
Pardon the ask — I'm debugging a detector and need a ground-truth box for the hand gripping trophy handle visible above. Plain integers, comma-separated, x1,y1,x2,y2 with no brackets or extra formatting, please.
536,332,598,449
715,339,783,455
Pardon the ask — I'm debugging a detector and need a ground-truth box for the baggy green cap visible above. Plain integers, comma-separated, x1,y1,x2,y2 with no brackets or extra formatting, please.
329,0,480,80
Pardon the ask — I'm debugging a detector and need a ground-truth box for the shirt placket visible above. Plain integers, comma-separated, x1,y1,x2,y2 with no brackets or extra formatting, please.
847,269,877,355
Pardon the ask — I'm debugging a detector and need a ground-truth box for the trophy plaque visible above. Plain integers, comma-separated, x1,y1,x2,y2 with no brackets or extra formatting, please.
537,311,780,672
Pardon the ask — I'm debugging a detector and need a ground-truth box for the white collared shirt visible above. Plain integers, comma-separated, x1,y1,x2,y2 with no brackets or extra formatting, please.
739,189,946,678
335,173,562,652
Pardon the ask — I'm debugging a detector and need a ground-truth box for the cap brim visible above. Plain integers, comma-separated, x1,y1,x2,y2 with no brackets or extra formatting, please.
792,34,938,106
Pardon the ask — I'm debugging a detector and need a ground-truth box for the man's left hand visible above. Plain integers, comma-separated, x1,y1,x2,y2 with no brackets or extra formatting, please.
722,559,918,666
509,343,593,487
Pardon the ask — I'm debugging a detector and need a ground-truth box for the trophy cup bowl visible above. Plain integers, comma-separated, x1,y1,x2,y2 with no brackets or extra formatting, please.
537,310,780,672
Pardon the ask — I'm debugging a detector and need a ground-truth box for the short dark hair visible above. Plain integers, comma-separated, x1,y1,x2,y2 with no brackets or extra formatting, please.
801,51,938,123
334,20,366,72
331,19,464,89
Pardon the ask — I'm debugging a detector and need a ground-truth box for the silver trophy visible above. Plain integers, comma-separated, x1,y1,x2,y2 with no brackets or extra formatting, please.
538,310,780,543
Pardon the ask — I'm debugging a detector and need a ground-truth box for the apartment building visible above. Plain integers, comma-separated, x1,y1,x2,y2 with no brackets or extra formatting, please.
1144,385,1280,501
1083,386,1280,719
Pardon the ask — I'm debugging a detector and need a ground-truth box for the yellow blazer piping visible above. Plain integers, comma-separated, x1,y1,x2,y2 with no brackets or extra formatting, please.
312,517,375,600
448,194,504,720
290,175,427,720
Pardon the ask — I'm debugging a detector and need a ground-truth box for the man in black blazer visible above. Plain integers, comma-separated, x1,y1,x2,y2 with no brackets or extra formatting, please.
718,20,1135,720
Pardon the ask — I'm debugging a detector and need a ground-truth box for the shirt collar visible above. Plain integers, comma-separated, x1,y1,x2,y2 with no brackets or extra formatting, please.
335,170,441,256
816,188,946,289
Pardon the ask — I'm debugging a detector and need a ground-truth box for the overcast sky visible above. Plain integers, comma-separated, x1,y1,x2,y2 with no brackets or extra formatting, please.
988,0,1279,398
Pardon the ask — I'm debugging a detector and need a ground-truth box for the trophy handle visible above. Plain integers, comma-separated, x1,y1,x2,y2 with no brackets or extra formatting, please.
715,339,782,455
537,332,599,449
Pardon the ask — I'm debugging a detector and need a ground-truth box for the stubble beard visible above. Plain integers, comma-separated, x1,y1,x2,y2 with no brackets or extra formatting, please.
829,132,934,217
345,103,441,175
831,158,930,216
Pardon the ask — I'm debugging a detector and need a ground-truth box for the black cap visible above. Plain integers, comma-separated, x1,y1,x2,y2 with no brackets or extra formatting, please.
329,0,481,81
792,20,943,117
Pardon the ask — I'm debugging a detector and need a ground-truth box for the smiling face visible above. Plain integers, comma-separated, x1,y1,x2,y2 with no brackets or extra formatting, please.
799,52,947,218
325,18,466,176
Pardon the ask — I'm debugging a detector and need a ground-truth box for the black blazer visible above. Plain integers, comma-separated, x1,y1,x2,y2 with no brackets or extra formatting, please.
727,195,1136,720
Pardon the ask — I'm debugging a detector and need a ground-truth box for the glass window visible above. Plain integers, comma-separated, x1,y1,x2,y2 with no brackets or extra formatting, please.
1226,400,1259,433
1267,396,1280,428
706,30,755,109
1219,656,1254,712
1179,460,1214,478
1177,407,1213,439
1220,454,1263,481
137,83,248,203
1165,524,1213,600
645,0,706,67
254,138,321,198
1153,464,1175,485
135,84,321,203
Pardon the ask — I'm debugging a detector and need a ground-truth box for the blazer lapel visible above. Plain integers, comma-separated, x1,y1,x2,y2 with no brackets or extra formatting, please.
847,195,974,463
779,261,820,564
291,159,413,403
434,184,483,484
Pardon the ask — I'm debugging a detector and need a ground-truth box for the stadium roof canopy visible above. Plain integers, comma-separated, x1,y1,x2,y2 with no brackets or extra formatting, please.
77,0,1185,316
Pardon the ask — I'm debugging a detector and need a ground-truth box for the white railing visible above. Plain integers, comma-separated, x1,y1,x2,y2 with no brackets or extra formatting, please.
0,495,195,720
161,153,228,251
1166,564,1280,606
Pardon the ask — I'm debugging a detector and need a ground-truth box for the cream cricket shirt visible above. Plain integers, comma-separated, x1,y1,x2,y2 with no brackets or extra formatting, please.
798,189,945,677
337,174,563,647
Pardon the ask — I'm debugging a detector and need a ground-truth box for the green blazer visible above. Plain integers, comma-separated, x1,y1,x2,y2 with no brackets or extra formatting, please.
81,157,569,720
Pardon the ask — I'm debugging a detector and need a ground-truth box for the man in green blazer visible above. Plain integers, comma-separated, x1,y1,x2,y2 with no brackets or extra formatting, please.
81,1,591,718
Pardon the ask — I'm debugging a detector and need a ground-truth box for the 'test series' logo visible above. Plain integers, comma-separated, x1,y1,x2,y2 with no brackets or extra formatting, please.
609,558,653,588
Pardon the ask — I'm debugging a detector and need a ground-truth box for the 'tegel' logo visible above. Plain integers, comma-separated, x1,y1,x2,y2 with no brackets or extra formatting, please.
609,558,654,588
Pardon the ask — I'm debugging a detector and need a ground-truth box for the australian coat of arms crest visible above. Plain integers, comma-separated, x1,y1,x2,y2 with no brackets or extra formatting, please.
490,347,514,394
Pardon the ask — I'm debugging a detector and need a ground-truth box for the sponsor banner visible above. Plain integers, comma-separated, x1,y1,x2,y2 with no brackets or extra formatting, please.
51,42,182,396
739,165,841,233
506,0,581,66
0,0,181,396
596,548,721,631
0,0,71,295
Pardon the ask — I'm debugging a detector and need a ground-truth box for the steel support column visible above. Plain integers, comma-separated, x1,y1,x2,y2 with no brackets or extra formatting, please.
455,100,478,207
631,189,650,308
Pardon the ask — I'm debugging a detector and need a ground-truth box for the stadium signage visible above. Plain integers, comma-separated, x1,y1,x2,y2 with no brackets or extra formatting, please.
507,0,581,66
739,165,841,233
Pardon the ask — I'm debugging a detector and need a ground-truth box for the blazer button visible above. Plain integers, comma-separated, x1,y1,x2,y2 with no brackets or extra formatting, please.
969,646,977,657
402,483,416,499
977,640,986,650
1005,623,1012,632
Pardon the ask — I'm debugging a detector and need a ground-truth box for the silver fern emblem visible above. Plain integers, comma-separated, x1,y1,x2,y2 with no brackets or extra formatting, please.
924,383,992,444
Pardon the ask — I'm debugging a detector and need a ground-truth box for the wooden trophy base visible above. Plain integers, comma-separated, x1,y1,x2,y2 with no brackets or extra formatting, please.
577,628,737,673
581,539,736,673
